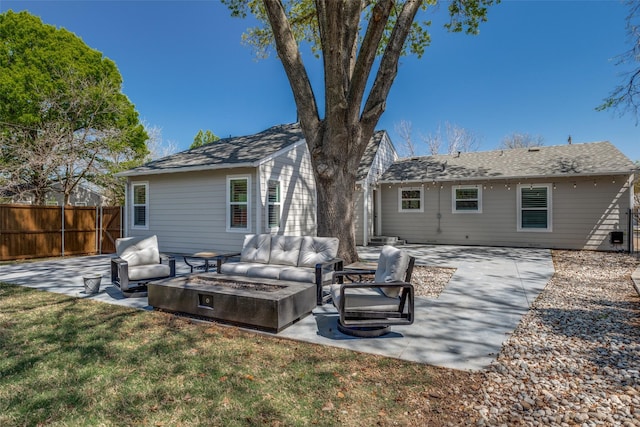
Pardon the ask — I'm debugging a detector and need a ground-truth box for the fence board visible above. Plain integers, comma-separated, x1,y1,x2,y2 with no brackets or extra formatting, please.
0,204,121,261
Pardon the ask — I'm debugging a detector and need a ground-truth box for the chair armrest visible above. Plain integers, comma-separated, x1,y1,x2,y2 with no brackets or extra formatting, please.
333,269,376,284
216,252,241,273
111,257,129,289
160,254,176,277
314,258,344,305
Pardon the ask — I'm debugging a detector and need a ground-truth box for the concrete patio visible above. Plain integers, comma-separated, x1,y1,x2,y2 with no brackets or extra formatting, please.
0,245,554,371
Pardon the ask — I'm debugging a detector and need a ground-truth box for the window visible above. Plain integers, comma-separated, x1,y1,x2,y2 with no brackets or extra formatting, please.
399,187,423,212
267,180,280,229
227,176,250,231
452,186,482,213
131,182,148,229
517,184,552,232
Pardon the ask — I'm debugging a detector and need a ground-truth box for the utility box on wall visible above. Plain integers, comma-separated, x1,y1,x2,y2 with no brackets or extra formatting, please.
610,231,624,245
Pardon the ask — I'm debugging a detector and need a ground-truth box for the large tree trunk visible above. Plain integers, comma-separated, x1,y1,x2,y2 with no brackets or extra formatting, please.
307,122,372,263
263,0,423,263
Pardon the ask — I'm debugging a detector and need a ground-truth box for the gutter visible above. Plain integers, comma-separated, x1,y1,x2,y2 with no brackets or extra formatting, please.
378,170,638,185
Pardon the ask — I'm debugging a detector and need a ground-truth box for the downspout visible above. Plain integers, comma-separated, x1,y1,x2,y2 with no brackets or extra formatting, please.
376,186,382,238
362,183,369,246
123,180,129,237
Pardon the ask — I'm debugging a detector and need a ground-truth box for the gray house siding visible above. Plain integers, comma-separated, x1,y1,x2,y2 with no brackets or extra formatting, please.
126,167,256,253
379,176,634,250
258,141,317,236
125,144,318,254
355,132,398,245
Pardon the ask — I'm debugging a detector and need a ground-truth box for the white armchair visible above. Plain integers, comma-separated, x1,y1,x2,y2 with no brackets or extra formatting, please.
110,235,175,297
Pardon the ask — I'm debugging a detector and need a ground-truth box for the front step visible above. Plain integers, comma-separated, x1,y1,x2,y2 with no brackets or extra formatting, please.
368,236,406,246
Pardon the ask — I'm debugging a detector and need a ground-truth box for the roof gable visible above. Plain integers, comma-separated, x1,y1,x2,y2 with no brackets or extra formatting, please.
381,142,636,183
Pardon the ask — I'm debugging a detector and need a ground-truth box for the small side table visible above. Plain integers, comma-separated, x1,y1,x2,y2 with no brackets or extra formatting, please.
184,251,220,273
339,261,378,283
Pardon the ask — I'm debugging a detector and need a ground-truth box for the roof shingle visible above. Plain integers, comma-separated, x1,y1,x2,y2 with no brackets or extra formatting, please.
380,142,636,183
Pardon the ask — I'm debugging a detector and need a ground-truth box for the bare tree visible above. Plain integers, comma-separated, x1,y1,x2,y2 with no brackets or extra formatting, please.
0,72,147,205
445,121,478,154
418,121,477,155
598,0,640,121
419,123,443,155
499,133,545,150
144,124,178,161
394,120,416,157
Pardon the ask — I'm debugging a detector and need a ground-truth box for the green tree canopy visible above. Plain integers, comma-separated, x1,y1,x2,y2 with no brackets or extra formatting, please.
190,129,220,149
0,10,148,205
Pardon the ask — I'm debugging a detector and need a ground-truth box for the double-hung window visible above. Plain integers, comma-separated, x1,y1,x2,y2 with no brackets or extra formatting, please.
517,184,552,232
227,176,250,231
131,182,149,229
399,187,424,212
452,186,482,213
267,180,281,229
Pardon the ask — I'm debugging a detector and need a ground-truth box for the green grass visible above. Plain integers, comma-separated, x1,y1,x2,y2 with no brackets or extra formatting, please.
0,283,464,426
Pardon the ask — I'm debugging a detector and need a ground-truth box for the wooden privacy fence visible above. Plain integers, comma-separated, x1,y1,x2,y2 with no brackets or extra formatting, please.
0,205,122,261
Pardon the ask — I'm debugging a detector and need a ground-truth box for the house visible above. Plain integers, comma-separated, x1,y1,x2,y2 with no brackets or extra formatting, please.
118,123,311,253
0,182,108,206
376,142,636,250
117,123,397,253
118,122,636,253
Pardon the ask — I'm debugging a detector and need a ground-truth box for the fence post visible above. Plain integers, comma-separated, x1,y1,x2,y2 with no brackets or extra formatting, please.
61,204,65,257
98,205,103,255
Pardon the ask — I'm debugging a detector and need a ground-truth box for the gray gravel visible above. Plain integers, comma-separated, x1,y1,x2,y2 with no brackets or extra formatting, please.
451,250,640,426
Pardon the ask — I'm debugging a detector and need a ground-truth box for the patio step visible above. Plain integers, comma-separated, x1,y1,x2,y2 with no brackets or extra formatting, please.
368,236,406,246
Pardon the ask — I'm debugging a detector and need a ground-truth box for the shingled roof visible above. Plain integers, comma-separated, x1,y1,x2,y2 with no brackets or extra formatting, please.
119,123,305,177
380,141,636,183
119,123,389,178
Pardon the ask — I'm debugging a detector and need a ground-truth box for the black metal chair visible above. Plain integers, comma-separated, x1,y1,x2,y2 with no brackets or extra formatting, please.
330,246,415,337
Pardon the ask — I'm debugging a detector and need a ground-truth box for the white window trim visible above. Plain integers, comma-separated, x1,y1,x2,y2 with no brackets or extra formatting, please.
517,183,552,232
452,185,482,214
398,186,424,213
131,181,149,230
267,180,281,231
226,174,251,233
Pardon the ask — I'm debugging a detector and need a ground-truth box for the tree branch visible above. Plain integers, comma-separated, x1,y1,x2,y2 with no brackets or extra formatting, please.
361,0,422,131
263,0,320,146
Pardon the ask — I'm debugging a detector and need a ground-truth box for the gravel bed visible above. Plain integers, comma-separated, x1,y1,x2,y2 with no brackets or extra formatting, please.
411,265,456,298
451,250,640,426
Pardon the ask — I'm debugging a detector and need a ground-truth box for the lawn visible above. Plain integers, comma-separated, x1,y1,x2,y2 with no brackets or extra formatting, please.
0,282,476,426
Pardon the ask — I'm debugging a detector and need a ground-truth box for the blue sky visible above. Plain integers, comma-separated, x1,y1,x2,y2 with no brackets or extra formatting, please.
1,0,638,160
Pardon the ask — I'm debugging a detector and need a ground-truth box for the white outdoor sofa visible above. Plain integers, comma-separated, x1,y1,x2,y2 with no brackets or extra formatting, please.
216,234,343,305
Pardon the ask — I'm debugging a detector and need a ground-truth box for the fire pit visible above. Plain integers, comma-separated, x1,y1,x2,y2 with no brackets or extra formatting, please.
148,273,316,332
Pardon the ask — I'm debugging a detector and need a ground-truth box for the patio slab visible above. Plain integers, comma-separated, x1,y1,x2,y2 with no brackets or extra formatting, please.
0,245,554,371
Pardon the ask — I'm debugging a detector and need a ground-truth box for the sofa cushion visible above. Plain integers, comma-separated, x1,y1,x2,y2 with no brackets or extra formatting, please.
374,245,410,298
297,236,339,268
330,284,400,312
116,235,160,267
246,265,289,280
128,263,171,281
220,262,265,276
240,234,271,264
279,266,334,285
269,235,303,266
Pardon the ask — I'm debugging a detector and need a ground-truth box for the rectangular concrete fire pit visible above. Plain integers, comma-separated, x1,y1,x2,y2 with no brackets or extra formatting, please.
148,273,316,332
